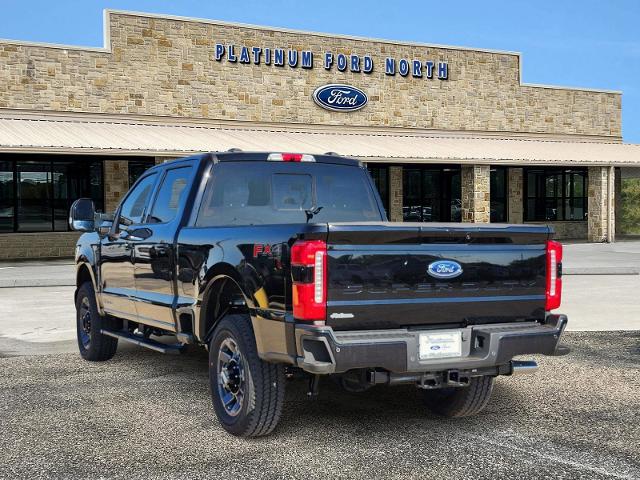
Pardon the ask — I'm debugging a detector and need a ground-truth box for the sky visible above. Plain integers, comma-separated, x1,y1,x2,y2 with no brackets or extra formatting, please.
1,0,638,142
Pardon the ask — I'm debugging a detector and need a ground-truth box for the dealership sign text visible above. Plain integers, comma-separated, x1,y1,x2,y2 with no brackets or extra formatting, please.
214,44,448,80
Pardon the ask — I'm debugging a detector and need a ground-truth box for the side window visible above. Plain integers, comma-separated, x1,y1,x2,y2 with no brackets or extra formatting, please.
119,173,157,225
148,167,192,224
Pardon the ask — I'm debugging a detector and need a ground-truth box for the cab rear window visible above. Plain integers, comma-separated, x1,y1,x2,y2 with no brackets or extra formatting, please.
196,161,382,226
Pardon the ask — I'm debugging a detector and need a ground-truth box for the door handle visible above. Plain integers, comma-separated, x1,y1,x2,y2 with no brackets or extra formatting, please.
121,227,153,242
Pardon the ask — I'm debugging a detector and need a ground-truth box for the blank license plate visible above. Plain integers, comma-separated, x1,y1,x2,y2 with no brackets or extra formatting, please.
419,331,462,360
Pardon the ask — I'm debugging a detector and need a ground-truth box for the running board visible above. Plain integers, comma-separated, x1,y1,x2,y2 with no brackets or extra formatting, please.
101,329,185,354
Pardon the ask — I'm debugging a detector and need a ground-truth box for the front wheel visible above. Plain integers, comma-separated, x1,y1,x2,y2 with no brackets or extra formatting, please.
75,281,120,361
209,314,285,437
422,376,494,417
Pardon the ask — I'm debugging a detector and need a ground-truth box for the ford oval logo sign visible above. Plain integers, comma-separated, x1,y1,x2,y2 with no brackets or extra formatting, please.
427,260,463,280
312,84,368,112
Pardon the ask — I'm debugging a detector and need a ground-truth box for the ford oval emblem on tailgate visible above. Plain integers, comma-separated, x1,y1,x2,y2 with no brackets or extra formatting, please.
427,260,463,279
312,84,368,112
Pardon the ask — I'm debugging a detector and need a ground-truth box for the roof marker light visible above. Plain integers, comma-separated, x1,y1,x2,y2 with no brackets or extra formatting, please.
267,153,316,162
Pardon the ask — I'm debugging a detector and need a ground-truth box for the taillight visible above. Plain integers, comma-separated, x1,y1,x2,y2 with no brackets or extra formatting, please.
545,240,563,311
291,240,326,322
267,153,316,162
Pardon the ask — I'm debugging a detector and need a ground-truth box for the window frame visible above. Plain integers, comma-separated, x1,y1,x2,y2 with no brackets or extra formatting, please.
112,171,159,232
145,164,195,226
523,167,588,222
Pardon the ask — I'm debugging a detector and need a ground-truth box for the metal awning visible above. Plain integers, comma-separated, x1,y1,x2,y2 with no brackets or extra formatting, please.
0,113,639,166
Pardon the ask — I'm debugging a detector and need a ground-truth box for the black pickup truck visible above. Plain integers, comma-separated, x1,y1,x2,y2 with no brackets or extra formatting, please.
70,151,568,437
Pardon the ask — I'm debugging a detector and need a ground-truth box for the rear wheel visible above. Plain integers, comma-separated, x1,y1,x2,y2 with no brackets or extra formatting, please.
76,281,119,361
209,314,285,437
423,376,494,417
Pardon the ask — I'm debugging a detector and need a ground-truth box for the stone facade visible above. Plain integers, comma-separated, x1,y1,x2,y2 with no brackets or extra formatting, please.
526,221,588,240
0,232,80,259
507,167,523,224
104,160,129,213
388,166,403,222
615,167,622,237
461,165,490,223
0,11,621,138
588,166,615,242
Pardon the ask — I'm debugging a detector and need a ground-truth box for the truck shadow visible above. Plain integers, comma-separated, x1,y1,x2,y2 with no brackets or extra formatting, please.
108,345,531,438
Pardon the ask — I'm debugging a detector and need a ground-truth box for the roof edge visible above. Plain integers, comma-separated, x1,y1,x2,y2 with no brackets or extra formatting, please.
0,108,624,144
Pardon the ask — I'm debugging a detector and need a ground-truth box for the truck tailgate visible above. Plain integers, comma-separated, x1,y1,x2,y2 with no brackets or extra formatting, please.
325,223,551,330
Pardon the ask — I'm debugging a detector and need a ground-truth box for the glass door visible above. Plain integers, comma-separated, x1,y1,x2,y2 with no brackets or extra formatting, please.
403,166,460,222
17,162,52,232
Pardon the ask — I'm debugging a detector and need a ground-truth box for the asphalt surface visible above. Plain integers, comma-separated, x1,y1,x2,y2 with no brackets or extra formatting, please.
1,332,639,480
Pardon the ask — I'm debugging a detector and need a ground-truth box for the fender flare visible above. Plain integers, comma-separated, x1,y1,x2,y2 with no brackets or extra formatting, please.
197,267,255,343
75,261,104,315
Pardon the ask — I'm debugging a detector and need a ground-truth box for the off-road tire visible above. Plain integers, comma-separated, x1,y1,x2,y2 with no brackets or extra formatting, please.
76,281,119,361
209,314,285,437
423,376,494,417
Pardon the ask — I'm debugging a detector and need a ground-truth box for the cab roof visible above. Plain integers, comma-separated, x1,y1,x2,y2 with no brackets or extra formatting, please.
155,151,362,168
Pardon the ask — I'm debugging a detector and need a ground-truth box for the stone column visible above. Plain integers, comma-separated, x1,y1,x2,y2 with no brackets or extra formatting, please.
104,160,129,213
388,165,403,222
507,167,524,224
461,165,490,223
588,166,615,242
615,167,622,238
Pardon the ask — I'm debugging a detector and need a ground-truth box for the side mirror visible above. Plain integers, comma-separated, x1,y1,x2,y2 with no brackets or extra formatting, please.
69,198,95,232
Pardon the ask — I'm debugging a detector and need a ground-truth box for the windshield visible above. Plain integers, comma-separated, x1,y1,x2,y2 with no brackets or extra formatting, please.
196,161,383,226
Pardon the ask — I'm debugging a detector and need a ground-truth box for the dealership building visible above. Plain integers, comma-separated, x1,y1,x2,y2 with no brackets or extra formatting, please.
0,10,639,259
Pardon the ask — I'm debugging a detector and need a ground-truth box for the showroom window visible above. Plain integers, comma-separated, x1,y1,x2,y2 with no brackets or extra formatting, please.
0,154,157,233
490,167,508,223
402,166,461,222
524,168,588,221
0,155,104,232
128,159,156,187
0,161,14,232
367,165,389,217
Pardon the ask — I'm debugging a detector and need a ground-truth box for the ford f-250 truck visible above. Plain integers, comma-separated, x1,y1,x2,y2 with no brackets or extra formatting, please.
70,151,568,437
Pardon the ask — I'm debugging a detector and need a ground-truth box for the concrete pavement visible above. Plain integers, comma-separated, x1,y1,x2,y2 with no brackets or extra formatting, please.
563,241,640,274
563,275,640,331
0,259,74,287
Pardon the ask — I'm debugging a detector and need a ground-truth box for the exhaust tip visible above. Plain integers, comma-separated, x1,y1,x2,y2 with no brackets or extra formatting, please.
510,360,538,375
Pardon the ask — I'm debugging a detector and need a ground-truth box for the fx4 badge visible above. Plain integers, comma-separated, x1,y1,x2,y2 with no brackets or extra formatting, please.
252,243,281,258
